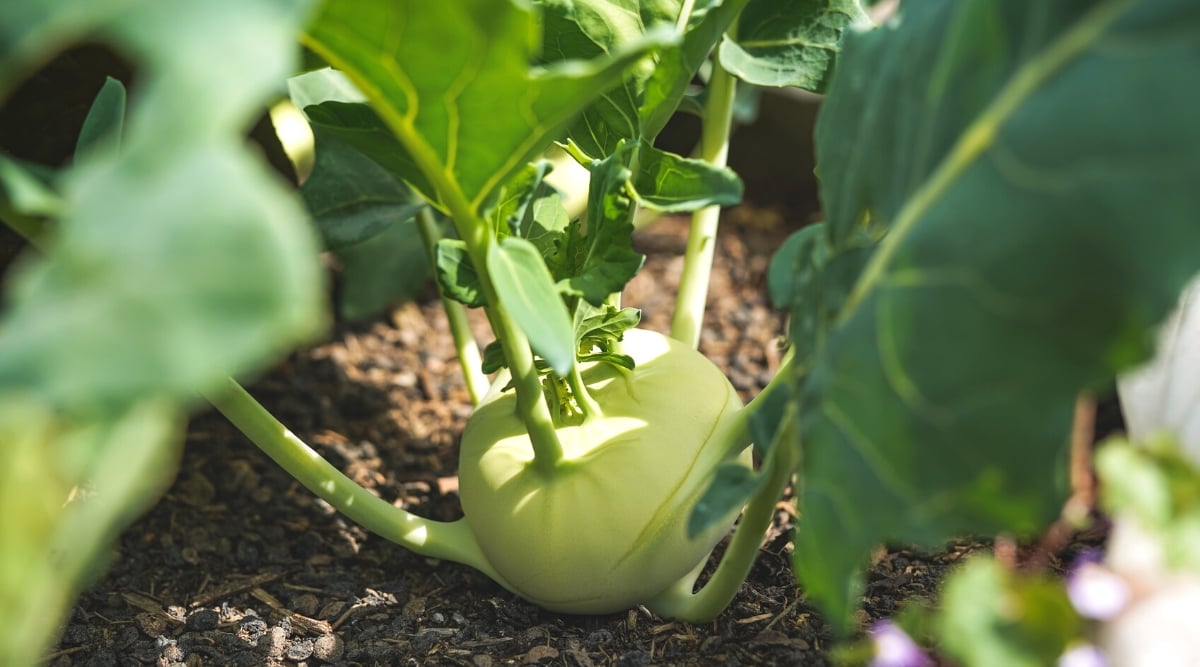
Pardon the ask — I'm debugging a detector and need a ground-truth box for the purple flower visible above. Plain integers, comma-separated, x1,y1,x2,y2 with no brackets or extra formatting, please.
1058,643,1109,667
1066,551,1132,620
869,620,932,667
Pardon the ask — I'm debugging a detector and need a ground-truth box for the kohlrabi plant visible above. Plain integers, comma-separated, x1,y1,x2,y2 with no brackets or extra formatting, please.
4,0,1200,664
209,0,868,621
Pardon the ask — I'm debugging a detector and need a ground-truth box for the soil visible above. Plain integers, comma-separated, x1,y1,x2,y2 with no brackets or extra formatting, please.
45,202,1108,667
28,85,1114,666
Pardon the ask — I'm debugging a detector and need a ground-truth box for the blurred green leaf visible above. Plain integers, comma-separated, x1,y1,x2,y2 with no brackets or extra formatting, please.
334,219,430,320
718,0,867,91
301,126,425,250
303,0,670,209
0,155,62,219
938,557,1082,667
0,3,320,661
790,0,1200,629
489,237,577,377
0,0,135,98
73,75,125,161
689,462,764,538
631,145,743,212
0,146,323,411
1096,436,1200,572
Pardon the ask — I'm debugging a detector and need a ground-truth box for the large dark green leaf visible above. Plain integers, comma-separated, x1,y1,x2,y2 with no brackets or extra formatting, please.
792,0,1200,628
335,219,430,320
718,0,867,92
303,0,669,210
301,127,425,250
289,68,440,202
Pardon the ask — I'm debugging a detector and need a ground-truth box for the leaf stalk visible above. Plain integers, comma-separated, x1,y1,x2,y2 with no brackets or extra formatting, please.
670,57,737,349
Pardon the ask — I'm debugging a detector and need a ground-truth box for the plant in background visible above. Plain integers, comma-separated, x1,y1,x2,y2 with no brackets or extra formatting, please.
3,0,1200,665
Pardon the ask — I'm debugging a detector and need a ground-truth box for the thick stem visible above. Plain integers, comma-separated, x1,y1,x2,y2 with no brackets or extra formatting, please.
414,207,488,406
205,378,509,584
670,60,738,349
646,406,799,622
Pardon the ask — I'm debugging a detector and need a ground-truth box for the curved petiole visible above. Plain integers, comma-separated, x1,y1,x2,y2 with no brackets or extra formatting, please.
206,378,511,588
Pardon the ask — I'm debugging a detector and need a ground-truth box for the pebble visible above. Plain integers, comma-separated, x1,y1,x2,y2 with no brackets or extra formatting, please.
312,634,344,661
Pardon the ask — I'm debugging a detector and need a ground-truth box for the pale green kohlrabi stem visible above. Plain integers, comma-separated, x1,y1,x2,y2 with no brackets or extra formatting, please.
646,349,798,622
670,58,738,350
414,207,488,406
205,378,513,587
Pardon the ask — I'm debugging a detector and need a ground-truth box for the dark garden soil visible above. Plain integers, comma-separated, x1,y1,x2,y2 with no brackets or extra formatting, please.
46,203,1108,667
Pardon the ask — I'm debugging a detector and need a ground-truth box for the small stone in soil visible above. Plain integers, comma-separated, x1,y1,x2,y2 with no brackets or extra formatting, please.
312,634,344,661
286,638,314,661
186,608,219,631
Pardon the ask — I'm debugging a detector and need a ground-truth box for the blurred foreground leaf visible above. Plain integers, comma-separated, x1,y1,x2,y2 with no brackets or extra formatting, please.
790,0,1200,628
0,0,323,663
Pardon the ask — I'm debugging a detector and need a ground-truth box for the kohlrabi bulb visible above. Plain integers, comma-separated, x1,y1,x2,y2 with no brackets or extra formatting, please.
458,328,749,614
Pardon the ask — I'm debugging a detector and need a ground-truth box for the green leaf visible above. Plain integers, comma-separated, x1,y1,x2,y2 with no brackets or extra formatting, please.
1096,436,1200,572
0,0,133,98
301,126,425,250
718,0,868,92
289,68,440,201
0,0,323,413
488,237,576,377
435,238,485,308
487,160,557,238
541,0,746,154
791,0,1200,629
304,0,671,209
639,0,748,140
575,303,641,367
334,219,430,321
560,143,646,305
0,154,62,218
74,75,126,161
689,462,764,538
631,145,743,212
937,557,1082,667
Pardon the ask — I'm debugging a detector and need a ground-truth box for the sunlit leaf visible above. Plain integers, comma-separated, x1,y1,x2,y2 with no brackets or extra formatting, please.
631,145,743,212
718,0,867,91
304,0,670,209
559,142,645,305
488,237,576,377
